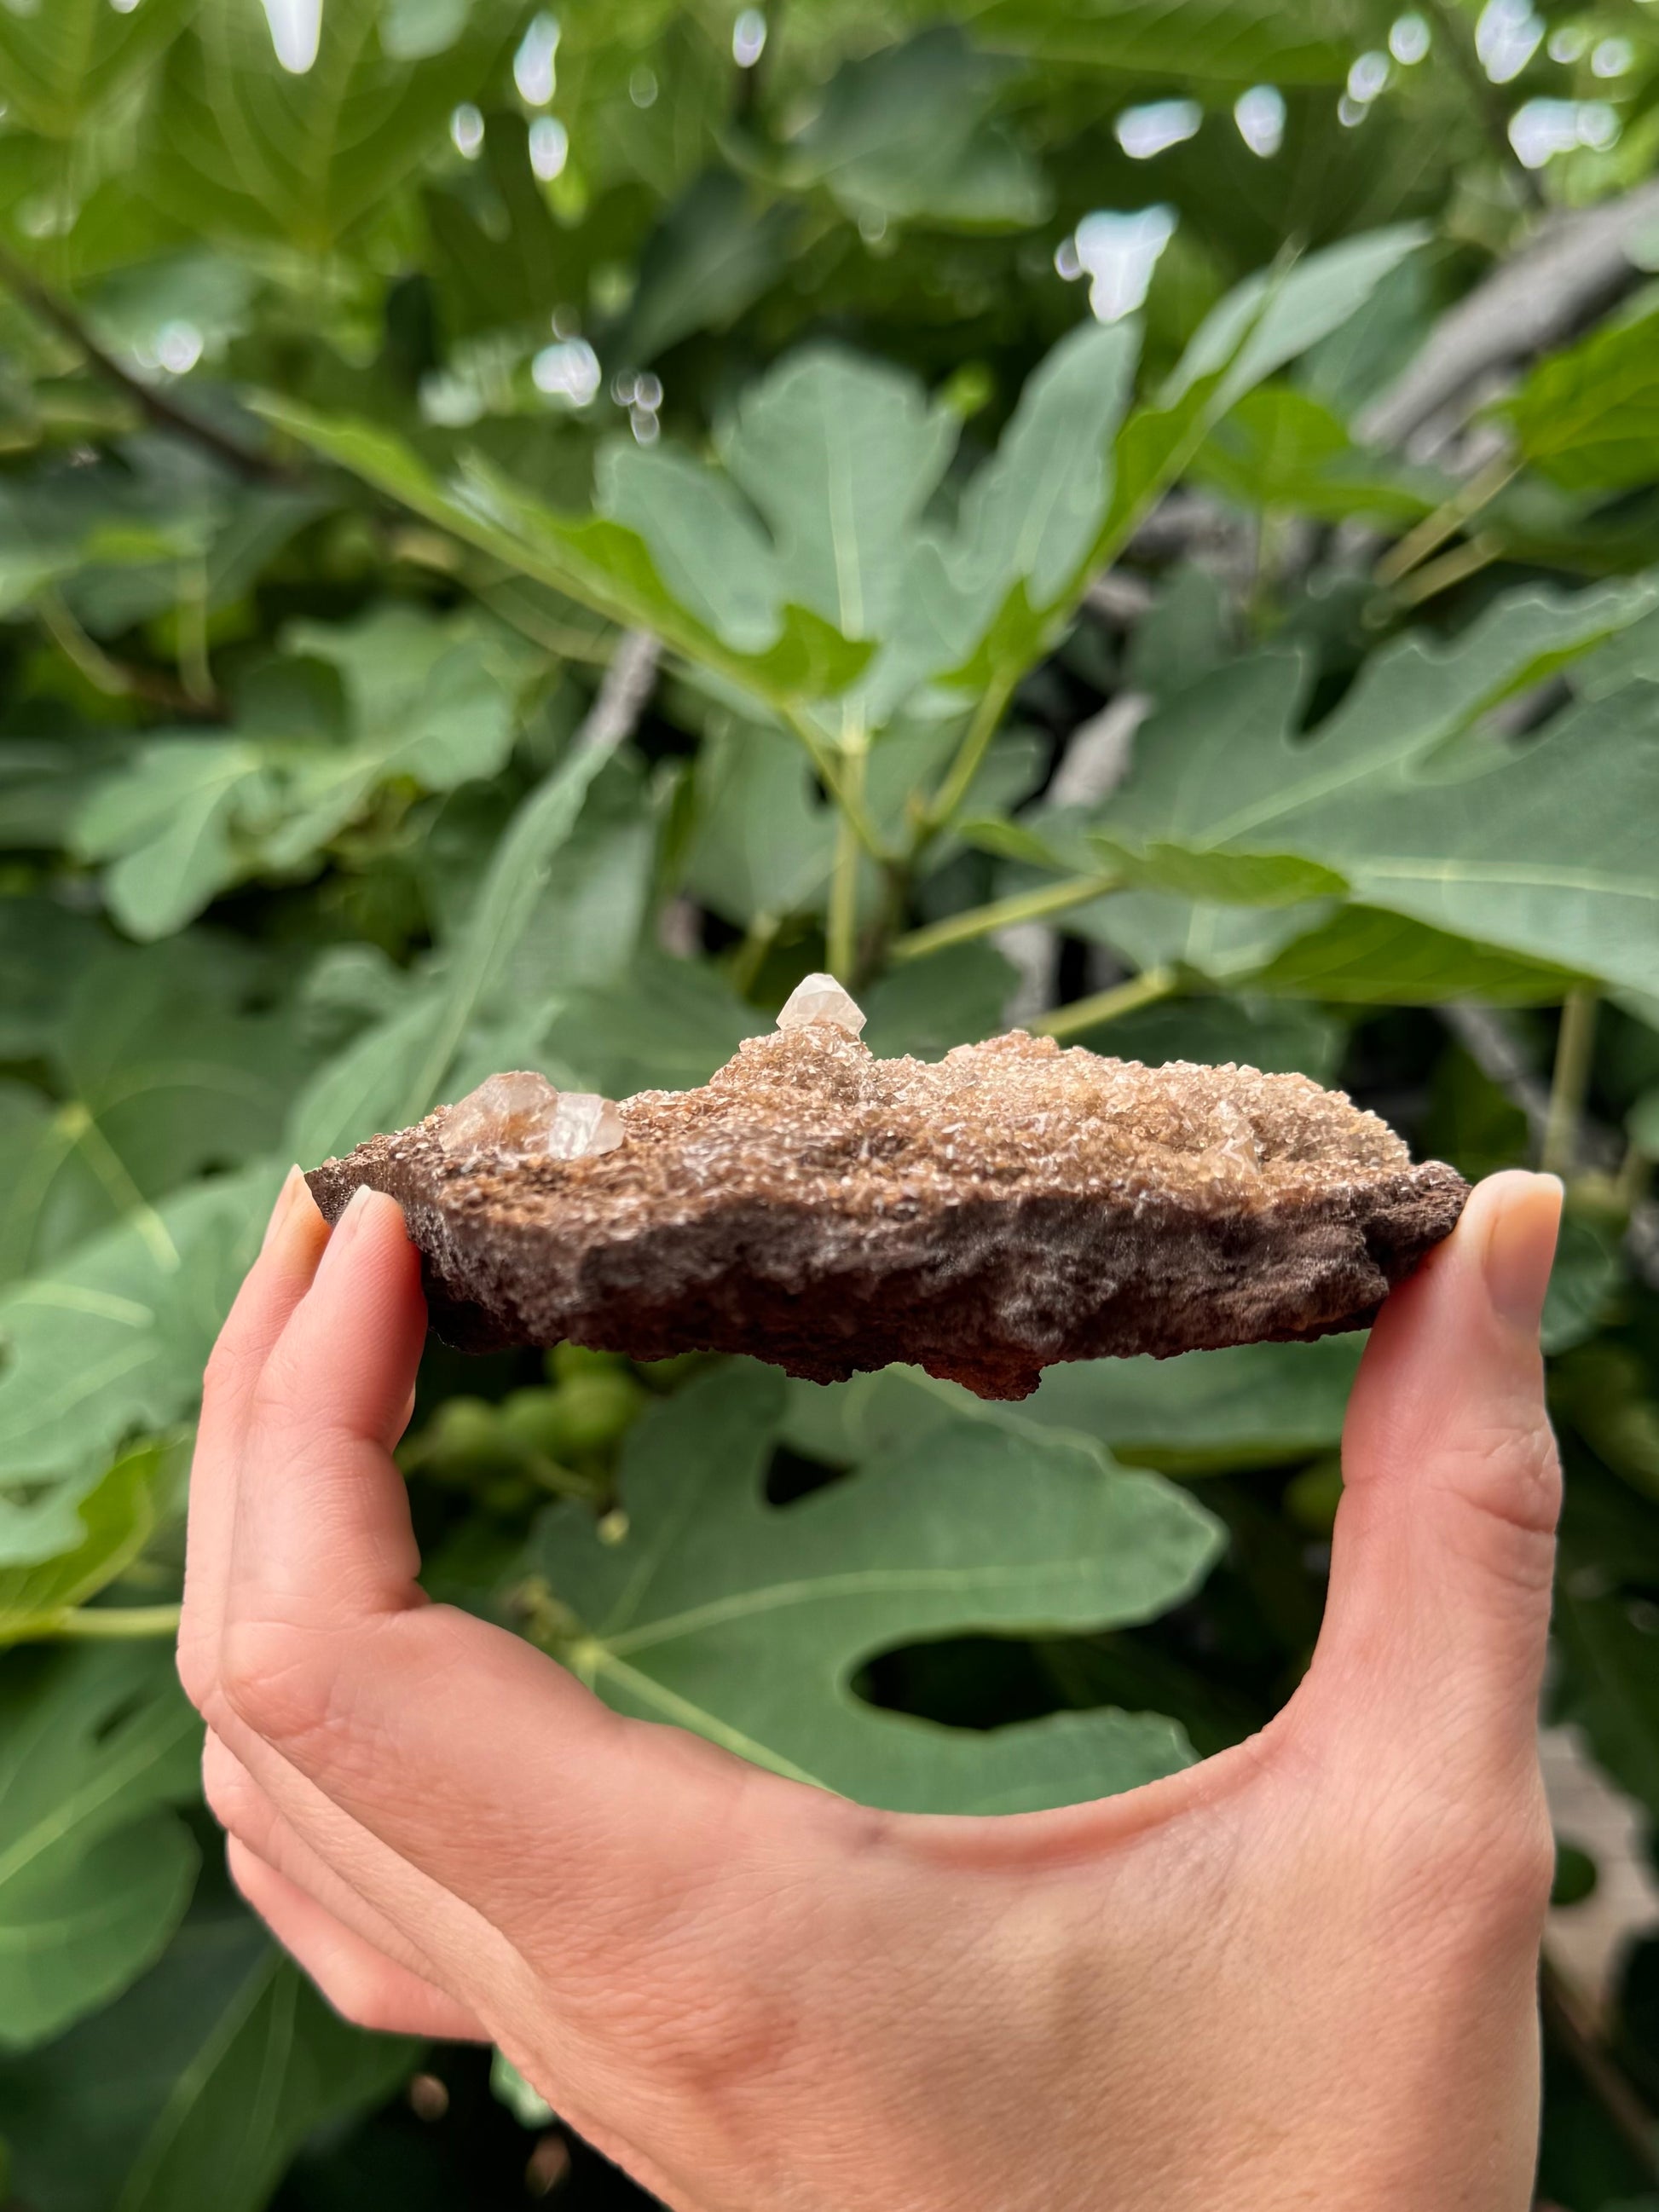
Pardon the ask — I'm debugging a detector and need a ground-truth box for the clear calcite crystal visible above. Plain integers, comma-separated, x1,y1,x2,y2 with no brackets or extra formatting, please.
776,971,867,1037
439,1071,624,1164
545,1092,626,1159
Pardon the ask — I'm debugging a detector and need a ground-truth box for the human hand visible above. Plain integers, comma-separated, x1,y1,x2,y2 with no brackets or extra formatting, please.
179,1166,1564,2212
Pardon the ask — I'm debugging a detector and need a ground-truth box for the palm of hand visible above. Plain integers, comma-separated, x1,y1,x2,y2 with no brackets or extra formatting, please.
179,1170,1562,2212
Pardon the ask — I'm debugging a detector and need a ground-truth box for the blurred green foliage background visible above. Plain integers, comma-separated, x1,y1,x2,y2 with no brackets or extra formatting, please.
2,0,1659,2203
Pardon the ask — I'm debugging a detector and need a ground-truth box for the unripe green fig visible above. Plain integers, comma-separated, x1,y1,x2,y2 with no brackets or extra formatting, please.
402,1396,523,1484
546,1341,627,1386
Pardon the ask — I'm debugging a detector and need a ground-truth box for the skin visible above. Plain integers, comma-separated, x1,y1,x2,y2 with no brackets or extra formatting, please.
180,1166,1565,2212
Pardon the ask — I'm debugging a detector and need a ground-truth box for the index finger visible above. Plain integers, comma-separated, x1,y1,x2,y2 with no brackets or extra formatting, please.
178,1166,332,1708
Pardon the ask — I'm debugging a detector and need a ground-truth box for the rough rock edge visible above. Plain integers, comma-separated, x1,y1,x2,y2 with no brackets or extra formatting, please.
304,1041,1471,1401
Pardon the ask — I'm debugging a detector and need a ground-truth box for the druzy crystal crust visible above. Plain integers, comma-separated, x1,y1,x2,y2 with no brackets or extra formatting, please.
776,972,867,1037
315,1025,1471,1399
438,1071,624,1164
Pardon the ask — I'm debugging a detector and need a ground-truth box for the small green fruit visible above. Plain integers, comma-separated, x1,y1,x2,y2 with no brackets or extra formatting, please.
547,1342,625,1385
501,1375,645,1459
405,1397,523,1484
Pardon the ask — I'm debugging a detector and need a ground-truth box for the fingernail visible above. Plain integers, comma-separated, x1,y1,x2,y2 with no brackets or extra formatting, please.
260,1166,306,1253
315,1183,378,1282
1482,1173,1564,1331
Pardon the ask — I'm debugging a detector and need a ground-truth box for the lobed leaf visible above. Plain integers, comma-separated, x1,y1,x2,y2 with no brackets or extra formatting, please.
0,1643,200,2049
533,1363,1222,1813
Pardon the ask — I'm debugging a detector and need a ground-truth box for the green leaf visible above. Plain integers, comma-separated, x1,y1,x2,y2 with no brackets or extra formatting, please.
290,749,665,1158
0,1643,200,2049
396,734,627,1121
0,0,194,138
1089,834,1350,906
718,348,959,651
926,317,1140,670
610,171,800,367
1553,1567,1659,1831
75,742,269,940
1094,228,1428,569
777,28,1050,231
1250,904,1592,1006
861,942,1019,1060
1071,882,1333,988
681,716,835,927
260,401,874,713
1088,991,1345,1083
533,1363,1221,1813
75,608,526,937
1540,1214,1621,1357
950,0,1383,82
0,899,107,1060
0,939,311,1290
142,0,523,252
1500,304,1659,495
1193,383,1445,523
0,1438,179,1643
0,1160,277,1507
0,1896,417,2212
780,1338,1359,1479
539,952,758,1098
1090,580,1659,994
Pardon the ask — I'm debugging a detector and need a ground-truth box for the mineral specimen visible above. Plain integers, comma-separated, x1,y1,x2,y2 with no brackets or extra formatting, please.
437,1071,624,1164
775,972,868,1037
305,1026,1469,1401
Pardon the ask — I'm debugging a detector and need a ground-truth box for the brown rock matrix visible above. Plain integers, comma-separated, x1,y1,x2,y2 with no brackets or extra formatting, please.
304,1021,1470,1401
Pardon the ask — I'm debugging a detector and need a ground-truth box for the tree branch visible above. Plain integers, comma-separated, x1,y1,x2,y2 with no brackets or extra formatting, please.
0,237,293,483
573,627,661,755
1358,180,1659,453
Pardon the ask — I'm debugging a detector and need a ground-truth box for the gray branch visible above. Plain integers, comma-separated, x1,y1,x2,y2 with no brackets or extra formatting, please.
1358,181,1659,453
574,627,660,756
1439,1003,1659,1293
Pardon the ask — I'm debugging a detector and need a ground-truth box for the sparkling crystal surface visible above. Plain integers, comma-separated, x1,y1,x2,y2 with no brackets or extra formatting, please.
776,972,867,1037
545,1093,625,1159
315,1026,1468,1400
440,1071,623,1163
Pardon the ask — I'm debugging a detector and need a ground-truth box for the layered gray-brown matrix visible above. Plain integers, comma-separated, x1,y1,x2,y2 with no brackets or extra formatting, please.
305,1026,1470,1400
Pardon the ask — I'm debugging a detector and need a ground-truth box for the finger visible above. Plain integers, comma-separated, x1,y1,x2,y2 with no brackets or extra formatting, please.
227,1187,429,1632
204,1730,471,1991
178,1168,330,1710
1301,1170,1563,1786
214,1187,833,1956
227,1839,488,2041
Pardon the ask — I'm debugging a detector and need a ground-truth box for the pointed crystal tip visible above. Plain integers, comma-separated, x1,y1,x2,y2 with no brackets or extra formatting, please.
439,1071,625,1164
775,972,867,1037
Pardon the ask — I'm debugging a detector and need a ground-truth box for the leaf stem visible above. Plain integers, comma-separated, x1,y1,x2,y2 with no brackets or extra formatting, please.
827,736,868,983
1033,965,1178,1041
36,586,225,719
916,678,1016,849
1541,987,1599,1177
782,706,887,860
1373,453,1517,589
178,560,214,706
44,1603,182,1640
1384,532,1504,610
729,911,779,997
891,874,1121,963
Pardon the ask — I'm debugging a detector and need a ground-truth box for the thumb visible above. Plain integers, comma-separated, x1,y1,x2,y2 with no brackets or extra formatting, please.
1298,1170,1563,1789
